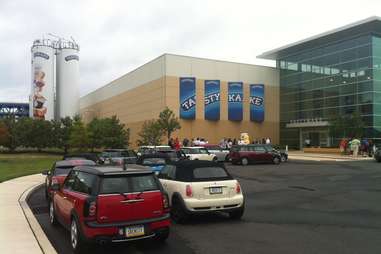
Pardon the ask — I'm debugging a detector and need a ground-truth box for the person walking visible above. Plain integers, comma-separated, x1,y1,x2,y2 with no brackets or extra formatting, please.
174,137,181,151
351,138,360,157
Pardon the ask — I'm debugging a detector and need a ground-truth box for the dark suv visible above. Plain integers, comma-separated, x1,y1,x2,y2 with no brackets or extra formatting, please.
229,145,281,165
49,165,171,253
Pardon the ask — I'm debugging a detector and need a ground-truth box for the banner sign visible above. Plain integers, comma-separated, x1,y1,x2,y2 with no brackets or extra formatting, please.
179,77,196,119
228,82,243,121
250,84,265,122
204,80,220,120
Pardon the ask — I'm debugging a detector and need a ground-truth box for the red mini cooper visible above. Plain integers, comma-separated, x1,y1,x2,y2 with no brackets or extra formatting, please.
49,165,171,253
43,159,96,201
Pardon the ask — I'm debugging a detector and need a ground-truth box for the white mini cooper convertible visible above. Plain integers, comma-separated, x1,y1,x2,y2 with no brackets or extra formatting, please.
158,160,245,223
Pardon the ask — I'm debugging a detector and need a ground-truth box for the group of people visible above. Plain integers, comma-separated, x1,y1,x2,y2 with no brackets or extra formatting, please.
339,138,376,157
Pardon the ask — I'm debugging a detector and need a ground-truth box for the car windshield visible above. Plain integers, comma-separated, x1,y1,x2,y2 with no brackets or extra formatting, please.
142,158,166,165
54,166,73,175
100,174,159,194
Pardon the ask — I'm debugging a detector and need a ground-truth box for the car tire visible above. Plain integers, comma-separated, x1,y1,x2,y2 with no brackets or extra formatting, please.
49,201,58,226
171,198,189,224
71,217,86,254
241,157,249,166
273,156,280,165
229,206,244,220
212,156,218,162
281,155,287,162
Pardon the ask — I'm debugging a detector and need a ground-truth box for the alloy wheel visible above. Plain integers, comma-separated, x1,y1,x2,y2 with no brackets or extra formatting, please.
71,220,78,249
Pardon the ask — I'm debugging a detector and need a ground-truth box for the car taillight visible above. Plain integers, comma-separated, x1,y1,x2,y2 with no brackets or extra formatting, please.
186,185,193,197
84,198,97,218
162,193,169,209
236,182,241,194
89,201,97,216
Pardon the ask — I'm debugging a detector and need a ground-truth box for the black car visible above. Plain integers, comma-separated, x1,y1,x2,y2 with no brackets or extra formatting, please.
99,149,137,165
375,147,381,162
264,145,288,162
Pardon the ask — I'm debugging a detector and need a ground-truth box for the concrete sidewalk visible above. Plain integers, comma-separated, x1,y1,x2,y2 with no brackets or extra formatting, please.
0,174,46,254
288,151,374,161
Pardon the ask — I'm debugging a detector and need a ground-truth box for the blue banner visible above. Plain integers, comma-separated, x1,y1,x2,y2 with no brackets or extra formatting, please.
250,84,265,122
204,80,220,120
179,77,196,119
228,82,243,121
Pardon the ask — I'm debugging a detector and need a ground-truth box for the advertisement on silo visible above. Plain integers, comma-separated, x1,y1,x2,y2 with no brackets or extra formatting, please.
179,77,196,119
31,46,55,120
250,84,265,122
204,80,220,121
228,82,243,121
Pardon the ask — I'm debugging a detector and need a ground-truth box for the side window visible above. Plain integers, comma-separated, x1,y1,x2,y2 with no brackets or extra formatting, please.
63,171,77,190
254,146,266,153
158,165,171,179
167,165,176,180
72,172,97,195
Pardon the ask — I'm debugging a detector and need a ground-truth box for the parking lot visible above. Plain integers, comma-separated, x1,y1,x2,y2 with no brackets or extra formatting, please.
28,159,381,254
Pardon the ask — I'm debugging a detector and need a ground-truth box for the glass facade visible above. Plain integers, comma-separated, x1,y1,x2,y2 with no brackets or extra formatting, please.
278,34,381,148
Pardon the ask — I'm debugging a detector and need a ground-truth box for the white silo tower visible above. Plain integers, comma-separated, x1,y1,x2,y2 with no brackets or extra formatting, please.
30,39,56,120
56,40,80,119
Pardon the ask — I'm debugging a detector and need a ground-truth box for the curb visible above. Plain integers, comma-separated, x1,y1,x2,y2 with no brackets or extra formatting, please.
19,183,58,254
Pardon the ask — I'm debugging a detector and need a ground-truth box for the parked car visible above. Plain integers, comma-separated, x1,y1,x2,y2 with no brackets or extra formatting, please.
375,147,381,162
49,165,171,253
99,149,137,165
43,159,96,201
202,144,230,162
156,149,188,161
264,145,288,162
137,146,172,156
158,160,244,223
181,147,217,161
229,144,281,165
136,153,171,174
63,153,101,163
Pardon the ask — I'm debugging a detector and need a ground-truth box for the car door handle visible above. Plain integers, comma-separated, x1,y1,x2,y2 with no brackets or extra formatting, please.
120,199,144,204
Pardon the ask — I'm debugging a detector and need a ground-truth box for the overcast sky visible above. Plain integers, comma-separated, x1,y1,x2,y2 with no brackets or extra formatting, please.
1,0,380,102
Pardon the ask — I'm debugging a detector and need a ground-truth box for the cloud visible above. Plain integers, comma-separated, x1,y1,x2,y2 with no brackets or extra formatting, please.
0,0,380,102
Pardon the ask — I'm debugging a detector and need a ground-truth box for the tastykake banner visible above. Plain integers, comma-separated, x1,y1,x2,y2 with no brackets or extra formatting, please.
180,77,196,119
250,84,265,122
204,80,220,120
228,82,243,121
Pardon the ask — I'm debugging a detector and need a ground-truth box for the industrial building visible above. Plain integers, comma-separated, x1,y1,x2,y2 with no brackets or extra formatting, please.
80,54,280,146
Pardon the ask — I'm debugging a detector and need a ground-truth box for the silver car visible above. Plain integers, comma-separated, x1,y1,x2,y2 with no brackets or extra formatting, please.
204,145,230,162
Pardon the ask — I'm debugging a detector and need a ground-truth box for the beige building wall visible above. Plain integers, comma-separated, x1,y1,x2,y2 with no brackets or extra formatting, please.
80,54,279,148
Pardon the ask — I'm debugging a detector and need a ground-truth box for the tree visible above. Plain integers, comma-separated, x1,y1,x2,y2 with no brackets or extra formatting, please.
87,116,130,150
137,120,163,146
157,107,181,140
329,111,365,141
0,120,10,148
68,117,89,152
0,116,20,151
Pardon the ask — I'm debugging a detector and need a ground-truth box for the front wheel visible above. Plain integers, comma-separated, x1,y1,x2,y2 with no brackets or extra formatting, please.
241,157,249,166
281,155,287,162
273,156,280,165
49,201,58,226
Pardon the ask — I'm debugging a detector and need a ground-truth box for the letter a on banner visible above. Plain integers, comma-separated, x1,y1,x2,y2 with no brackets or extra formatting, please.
204,80,220,120
228,82,243,121
179,77,196,119
250,84,265,122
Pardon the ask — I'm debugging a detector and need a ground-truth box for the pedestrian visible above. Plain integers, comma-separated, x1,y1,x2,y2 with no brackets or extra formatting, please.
182,138,189,147
228,138,233,148
174,137,181,151
266,137,271,144
168,138,174,149
351,138,360,157
233,138,238,145
339,138,346,155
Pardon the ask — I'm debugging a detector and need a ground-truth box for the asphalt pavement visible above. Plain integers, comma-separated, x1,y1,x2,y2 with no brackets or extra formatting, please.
28,159,381,254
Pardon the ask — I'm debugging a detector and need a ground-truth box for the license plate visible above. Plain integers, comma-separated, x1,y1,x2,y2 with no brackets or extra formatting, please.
209,187,222,194
125,225,145,238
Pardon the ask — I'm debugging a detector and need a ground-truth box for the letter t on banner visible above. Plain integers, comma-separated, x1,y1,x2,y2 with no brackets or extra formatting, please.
179,77,196,119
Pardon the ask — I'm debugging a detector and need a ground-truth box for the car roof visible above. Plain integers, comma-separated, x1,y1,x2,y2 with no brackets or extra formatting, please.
170,160,222,169
55,159,96,167
139,153,170,159
74,165,152,176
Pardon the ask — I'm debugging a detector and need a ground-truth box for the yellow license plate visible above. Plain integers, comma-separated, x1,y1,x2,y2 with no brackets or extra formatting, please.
125,225,145,238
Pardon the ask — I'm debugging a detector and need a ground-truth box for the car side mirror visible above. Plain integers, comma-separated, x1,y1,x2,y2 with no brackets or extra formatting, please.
51,183,60,191
42,170,50,176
